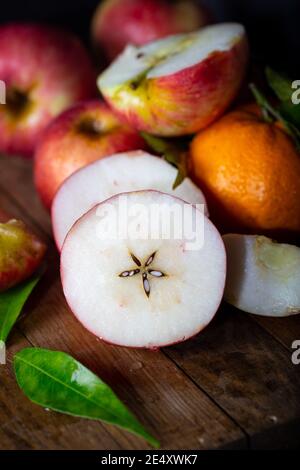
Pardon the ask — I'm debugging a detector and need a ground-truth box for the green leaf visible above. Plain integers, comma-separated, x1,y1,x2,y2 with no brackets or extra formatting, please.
266,67,293,102
141,132,171,154
141,132,188,189
280,100,300,128
165,150,188,189
14,348,159,448
0,275,40,342
249,83,300,151
265,67,300,129
249,83,274,123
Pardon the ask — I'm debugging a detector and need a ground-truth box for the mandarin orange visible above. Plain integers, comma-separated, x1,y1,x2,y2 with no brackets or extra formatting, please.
190,106,300,238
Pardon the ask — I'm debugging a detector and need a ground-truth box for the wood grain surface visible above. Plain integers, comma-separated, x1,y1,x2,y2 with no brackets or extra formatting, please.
0,154,299,450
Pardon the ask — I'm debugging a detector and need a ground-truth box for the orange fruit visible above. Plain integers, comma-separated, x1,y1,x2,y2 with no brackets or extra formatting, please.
190,105,300,239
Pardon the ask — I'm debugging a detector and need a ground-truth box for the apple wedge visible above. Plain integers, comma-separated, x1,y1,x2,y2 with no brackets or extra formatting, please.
223,234,300,317
0,219,46,291
98,23,248,136
52,150,207,250
61,191,226,348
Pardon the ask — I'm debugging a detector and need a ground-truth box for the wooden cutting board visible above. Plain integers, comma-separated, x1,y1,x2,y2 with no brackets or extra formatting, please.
0,154,299,450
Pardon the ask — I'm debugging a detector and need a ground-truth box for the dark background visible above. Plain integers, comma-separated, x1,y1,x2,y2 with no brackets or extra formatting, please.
0,0,298,76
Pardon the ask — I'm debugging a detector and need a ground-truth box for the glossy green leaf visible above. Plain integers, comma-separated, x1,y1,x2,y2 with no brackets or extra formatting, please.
141,132,171,154
165,150,188,189
0,275,40,342
14,348,159,448
141,132,188,189
265,67,300,128
280,100,300,128
249,83,300,151
266,67,293,102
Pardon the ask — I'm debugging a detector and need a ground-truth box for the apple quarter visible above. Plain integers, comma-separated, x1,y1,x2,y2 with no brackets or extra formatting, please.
223,234,300,317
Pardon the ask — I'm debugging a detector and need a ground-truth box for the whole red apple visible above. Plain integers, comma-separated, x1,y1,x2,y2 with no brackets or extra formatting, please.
0,208,8,223
34,100,147,209
0,23,96,157
91,0,210,61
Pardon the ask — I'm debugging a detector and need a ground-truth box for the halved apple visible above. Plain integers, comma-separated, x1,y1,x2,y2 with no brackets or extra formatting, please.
52,150,207,250
61,191,226,348
98,23,248,136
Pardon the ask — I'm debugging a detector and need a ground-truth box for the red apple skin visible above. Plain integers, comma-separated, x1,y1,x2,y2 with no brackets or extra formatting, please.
91,0,210,61
0,219,46,292
0,209,8,223
0,23,96,158
34,100,147,209
100,35,249,136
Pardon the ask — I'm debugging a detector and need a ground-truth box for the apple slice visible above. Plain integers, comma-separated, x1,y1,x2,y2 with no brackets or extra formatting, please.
61,191,226,348
0,219,46,292
52,150,207,250
98,23,248,136
223,234,300,317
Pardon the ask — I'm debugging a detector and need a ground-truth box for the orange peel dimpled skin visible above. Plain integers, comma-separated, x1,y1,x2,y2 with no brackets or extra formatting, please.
190,106,300,239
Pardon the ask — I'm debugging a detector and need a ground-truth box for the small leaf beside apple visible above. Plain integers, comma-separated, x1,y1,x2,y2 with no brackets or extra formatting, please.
265,67,293,102
249,82,300,151
0,275,40,343
14,348,160,448
141,132,188,189
266,67,300,129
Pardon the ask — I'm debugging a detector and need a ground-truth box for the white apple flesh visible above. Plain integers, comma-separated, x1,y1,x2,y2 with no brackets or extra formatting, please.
223,234,300,317
61,191,226,348
52,150,208,250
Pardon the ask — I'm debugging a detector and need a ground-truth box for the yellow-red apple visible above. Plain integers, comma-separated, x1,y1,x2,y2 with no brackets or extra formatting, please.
0,23,96,157
34,100,147,209
98,23,248,136
0,218,46,291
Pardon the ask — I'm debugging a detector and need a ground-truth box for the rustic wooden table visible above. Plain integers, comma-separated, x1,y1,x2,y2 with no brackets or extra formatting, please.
0,154,299,450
